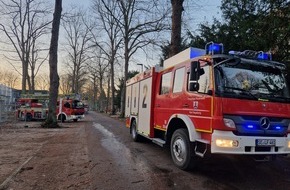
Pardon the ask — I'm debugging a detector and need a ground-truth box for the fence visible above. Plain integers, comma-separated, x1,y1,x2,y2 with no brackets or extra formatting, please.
0,84,17,123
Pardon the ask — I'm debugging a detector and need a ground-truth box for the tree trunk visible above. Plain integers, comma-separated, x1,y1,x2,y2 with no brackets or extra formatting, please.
120,36,129,118
26,74,32,94
169,0,184,57
31,72,35,93
22,62,27,94
110,58,115,115
43,0,62,128
93,77,97,111
99,77,103,112
107,74,110,114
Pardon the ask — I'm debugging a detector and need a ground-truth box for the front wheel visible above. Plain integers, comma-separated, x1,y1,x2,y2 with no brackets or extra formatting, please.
170,128,196,170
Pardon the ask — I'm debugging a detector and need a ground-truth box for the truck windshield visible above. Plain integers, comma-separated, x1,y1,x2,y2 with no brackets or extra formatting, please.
72,100,84,109
214,59,290,103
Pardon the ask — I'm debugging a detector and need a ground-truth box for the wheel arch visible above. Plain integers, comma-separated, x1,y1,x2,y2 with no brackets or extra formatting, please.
57,113,67,120
166,114,200,144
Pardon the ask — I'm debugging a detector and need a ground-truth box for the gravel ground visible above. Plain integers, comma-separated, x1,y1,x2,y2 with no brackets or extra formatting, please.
0,120,91,190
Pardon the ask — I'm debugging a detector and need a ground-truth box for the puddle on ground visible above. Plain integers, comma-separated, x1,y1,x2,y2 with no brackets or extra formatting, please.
93,123,173,188
94,123,148,167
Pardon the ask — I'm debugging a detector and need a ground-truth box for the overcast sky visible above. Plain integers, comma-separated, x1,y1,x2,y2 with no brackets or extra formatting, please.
0,0,222,76
62,0,222,71
63,0,222,31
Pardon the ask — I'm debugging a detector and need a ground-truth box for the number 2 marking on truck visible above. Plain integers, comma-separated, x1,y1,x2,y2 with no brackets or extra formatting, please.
142,85,148,108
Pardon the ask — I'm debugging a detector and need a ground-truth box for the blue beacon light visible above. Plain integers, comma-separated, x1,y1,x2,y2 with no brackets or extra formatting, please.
205,42,224,55
257,52,272,60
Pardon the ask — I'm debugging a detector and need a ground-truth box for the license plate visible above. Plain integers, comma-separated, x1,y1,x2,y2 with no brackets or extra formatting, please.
256,139,276,146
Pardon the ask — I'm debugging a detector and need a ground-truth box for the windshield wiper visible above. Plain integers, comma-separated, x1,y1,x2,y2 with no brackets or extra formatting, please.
224,87,258,100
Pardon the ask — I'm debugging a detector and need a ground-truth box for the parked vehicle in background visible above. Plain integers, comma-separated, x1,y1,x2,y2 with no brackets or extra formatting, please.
16,98,48,121
57,98,85,122
16,95,86,123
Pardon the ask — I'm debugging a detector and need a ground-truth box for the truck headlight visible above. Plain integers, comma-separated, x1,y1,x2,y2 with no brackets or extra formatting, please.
216,139,239,148
223,118,236,129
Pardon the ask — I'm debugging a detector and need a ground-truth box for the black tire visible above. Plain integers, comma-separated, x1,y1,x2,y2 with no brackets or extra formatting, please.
73,119,78,122
26,114,32,121
130,120,140,142
170,128,196,170
20,112,25,121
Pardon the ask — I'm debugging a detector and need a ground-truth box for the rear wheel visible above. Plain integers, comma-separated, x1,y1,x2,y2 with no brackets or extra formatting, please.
130,120,140,142
26,114,32,121
73,119,78,122
171,128,196,170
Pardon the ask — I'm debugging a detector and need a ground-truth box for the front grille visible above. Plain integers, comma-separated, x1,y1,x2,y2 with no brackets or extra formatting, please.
225,114,289,137
34,112,42,118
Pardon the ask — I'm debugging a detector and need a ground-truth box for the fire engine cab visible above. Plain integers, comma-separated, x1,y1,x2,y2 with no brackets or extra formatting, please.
57,98,85,122
125,42,290,170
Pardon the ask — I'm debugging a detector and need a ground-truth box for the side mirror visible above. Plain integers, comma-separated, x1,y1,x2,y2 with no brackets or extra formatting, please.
189,82,199,91
190,61,200,81
189,61,201,91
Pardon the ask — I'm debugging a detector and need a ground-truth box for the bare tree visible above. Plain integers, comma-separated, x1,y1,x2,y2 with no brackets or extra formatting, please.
0,70,19,88
82,81,96,111
0,0,52,94
59,74,72,95
91,0,123,115
35,73,49,90
169,0,184,57
62,9,92,94
44,0,62,128
86,71,98,111
116,0,169,117
86,49,109,112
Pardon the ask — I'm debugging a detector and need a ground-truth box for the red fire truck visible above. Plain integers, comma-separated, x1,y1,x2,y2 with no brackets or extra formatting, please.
17,97,85,122
125,42,290,170
56,98,85,122
17,98,48,121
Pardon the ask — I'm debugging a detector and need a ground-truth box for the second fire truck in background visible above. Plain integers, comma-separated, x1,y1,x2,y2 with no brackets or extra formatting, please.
17,95,85,122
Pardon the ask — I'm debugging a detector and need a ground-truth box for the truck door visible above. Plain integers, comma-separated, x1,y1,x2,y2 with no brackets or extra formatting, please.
154,67,189,131
154,70,173,131
185,63,213,132
137,77,153,136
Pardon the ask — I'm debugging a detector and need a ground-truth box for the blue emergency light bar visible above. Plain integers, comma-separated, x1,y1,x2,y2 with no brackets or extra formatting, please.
257,51,272,60
205,42,224,55
228,50,272,60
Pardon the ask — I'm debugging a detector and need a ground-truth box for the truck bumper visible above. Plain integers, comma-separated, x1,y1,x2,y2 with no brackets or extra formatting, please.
211,130,290,154
75,115,85,120
68,115,85,121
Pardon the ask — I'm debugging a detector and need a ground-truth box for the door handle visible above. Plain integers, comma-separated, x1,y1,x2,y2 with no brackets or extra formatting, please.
156,104,160,107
